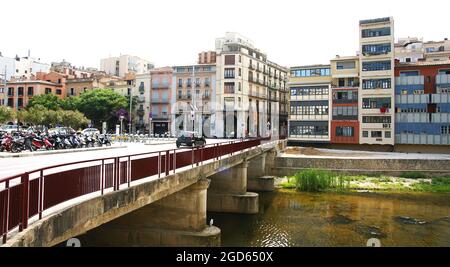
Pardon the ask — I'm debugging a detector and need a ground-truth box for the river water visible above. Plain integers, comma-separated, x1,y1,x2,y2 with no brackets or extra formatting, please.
208,190,450,247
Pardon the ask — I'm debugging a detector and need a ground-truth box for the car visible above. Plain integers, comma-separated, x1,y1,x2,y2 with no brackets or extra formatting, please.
176,131,206,148
82,128,100,136
49,127,76,136
0,125,20,134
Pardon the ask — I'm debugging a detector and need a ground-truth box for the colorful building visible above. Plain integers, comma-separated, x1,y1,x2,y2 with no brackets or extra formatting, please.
330,56,360,144
395,60,450,145
150,67,173,135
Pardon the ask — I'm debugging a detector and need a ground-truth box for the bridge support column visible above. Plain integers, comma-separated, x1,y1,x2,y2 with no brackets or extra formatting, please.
247,152,275,192
79,179,220,247
207,160,259,214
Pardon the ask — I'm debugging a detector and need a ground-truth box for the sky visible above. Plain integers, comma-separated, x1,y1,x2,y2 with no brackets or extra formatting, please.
1,0,449,69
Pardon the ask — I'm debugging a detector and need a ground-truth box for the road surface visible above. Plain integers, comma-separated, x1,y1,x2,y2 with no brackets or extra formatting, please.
0,139,234,179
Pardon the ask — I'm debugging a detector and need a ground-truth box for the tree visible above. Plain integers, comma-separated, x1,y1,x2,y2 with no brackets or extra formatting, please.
60,110,89,130
19,105,89,129
76,89,128,127
26,94,62,110
0,106,15,123
60,96,81,111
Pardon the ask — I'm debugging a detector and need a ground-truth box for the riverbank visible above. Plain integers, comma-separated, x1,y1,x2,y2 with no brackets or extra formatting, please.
277,170,450,193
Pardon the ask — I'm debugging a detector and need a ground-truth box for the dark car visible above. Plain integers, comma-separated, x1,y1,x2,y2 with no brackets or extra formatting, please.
176,131,206,148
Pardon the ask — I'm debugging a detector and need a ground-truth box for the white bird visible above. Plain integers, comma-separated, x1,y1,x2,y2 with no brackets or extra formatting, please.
209,219,214,226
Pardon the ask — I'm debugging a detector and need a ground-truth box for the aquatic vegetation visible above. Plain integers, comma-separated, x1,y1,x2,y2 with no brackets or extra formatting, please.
292,169,350,192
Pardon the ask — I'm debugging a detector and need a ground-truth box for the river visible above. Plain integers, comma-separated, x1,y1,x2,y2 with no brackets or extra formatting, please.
208,190,450,247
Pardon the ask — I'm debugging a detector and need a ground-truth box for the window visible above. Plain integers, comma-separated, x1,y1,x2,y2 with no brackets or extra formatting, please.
362,98,391,109
290,68,330,77
362,131,369,138
406,58,411,63
290,86,329,96
362,61,391,71
70,88,74,95
225,55,235,65
238,68,242,77
289,121,329,137
361,27,391,38
385,131,391,138
400,71,419,77
178,90,182,99
45,88,52,94
362,78,391,89
332,106,358,120
438,69,450,75
238,55,241,63
178,79,183,87
224,68,235,78
441,126,450,134
205,78,210,87
362,43,391,55
18,87,24,96
18,98,23,108
7,87,14,96
56,89,62,95
336,126,354,137
371,131,382,138
362,116,391,123
224,82,235,94
336,61,356,70
290,101,329,116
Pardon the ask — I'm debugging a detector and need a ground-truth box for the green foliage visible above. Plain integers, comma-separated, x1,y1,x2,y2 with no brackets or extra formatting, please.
60,96,81,111
26,94,62,110
19,105,89,129
76,89,127,125
411,177,450,192
400,171,427,179
0,106,16,123
292,169,349,192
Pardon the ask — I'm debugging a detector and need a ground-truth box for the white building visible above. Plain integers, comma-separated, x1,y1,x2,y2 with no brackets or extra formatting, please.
359,17,395,145
214,32,287,138
0,53,50,81
100,55,154,77
134,73,152,133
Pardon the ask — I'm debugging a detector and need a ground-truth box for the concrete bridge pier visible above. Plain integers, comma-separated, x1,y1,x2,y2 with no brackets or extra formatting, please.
79,179,220,247
207,160,259,214
247,151,276,192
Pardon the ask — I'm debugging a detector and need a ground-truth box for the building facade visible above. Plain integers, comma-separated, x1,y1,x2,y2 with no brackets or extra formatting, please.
0,53,50,81
5,73,66,110
134,73,152,133
100,55,154,77
330,56,360,144
150,67,173,135
359,17,395,145
214,32,286,139
171,64,216,137
395,61,450,145
288,65,332,143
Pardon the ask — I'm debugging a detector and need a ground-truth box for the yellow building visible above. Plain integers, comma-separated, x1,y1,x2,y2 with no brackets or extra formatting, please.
288,65,332,143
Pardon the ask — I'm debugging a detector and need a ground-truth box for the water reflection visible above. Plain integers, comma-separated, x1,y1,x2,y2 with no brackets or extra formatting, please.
208,190,450,247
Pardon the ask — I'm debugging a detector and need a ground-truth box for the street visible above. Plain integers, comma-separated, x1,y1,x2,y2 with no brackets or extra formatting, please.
0,139,233,179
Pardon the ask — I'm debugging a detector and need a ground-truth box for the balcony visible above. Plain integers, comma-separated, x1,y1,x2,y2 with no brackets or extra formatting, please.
138,84,145,93
224,88,235,94
249,63,256,70
138,96,145,103
331,83,360,89
202,94,211,100
152,83,170,89
333,98,358,104
437,74,450,85
248,90,267,99
151,98,170,103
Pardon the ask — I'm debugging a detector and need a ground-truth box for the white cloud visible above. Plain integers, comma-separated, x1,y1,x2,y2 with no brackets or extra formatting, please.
2,0,449,69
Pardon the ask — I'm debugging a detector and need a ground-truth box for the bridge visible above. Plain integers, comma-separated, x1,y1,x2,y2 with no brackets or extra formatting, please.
0,138,287,247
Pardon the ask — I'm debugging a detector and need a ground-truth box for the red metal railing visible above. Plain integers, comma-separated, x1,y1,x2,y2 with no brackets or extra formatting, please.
0,138,263,243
